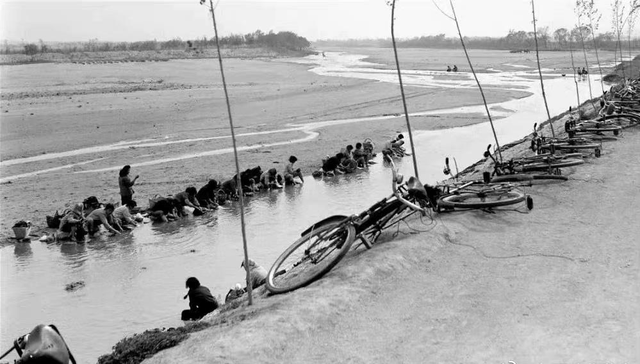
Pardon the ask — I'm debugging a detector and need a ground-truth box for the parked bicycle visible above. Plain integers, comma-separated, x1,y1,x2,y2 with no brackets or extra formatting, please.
266,154,429,294
484,143,583,178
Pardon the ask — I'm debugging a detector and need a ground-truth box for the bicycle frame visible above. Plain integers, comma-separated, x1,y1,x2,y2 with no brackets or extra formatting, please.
300,155,427,245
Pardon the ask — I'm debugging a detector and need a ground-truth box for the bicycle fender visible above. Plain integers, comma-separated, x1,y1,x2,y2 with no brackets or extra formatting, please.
300,215,348,236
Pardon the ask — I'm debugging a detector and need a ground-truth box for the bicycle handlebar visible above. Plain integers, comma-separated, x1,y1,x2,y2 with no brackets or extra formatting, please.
384,154,427,214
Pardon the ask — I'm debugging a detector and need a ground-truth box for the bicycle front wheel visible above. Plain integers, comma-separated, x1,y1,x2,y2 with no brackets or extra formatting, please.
266,222,356,294
438,189,526,209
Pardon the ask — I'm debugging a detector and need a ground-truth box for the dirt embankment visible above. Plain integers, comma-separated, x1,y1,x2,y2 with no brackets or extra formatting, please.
603,55,640,83
140,100,640,363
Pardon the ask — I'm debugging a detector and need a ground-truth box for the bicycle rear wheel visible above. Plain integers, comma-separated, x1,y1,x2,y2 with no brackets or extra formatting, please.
438,189,526,209
266,222,356,294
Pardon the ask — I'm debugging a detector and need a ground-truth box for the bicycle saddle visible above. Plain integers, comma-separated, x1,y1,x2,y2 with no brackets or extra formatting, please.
406,176,428,200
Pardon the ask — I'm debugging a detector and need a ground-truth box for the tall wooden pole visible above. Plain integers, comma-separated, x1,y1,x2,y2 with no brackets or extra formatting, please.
390,0,420,180
207,0,253,305
449,0,503,162
531,0,556,137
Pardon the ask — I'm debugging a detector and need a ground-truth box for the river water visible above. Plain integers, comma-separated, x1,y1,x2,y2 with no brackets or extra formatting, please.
0,50,610,363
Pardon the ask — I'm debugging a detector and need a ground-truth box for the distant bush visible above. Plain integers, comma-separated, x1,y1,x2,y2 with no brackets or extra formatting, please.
24,44,39,55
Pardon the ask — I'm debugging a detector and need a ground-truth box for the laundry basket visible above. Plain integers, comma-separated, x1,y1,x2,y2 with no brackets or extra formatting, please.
12,221,32,240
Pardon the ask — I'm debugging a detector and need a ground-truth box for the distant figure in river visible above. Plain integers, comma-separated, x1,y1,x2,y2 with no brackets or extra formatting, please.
446,65,452,72
582,67,588,75
174,187,204,216
196,179,220,210
56,203,85,242
352,142,369,170
362,138,376,161
340,145,354,159
384,134,407,157
181,277,219,321
338,152,358,173
113,200,139,230
452,65,458,72
260,168,283,189
319,153,344,176
118,165,139,206
149,197,179,222
82,196,101,217
84,203,122,236
284,156,304,185
241,258,268,289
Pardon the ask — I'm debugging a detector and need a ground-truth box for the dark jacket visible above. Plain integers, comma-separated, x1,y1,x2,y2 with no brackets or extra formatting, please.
188,286,219,312
322,156,340,172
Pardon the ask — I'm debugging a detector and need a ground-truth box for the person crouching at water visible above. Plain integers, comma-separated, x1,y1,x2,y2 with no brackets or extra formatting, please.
352,142,369,170
118,165,139,206
113,200,139,230
181,277,219,321
338,152,358,173
149,197,179,222
196,179,220,210
241,258,268,289
284,156,304,185
84,203,122,236
260,168,283,189
320,153,344,176
174,187,205,216
56,203,85,242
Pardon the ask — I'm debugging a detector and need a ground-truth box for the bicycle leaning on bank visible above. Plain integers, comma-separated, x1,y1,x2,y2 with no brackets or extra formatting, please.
265,154,430,294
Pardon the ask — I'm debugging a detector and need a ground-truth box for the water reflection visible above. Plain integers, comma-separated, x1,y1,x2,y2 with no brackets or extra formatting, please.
60,242,88,269
13,241,33,263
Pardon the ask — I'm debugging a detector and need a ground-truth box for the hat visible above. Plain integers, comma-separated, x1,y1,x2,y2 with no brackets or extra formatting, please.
240,258,255,268
234,283,242,290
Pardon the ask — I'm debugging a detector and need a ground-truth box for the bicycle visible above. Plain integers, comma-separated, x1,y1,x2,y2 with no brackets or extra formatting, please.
483,144,583,178
433,179,533,211
0,324,76,364
265,155,429,294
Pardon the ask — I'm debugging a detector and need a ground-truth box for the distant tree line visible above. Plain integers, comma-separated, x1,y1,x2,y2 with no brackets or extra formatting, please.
314,27,640,51
1,30,311,55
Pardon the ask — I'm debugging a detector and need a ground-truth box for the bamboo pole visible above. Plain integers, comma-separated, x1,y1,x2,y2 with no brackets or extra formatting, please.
576,16,597,109
205,0,253,305
445,0,503,162
568,38,581,107
530,0,556,137
390,0,420,180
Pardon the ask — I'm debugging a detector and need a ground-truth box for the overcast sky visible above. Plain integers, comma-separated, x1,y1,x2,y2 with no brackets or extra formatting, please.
0,0,635,43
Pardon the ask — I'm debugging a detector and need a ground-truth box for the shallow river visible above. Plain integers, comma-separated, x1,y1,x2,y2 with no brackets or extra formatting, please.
0,51,610,363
